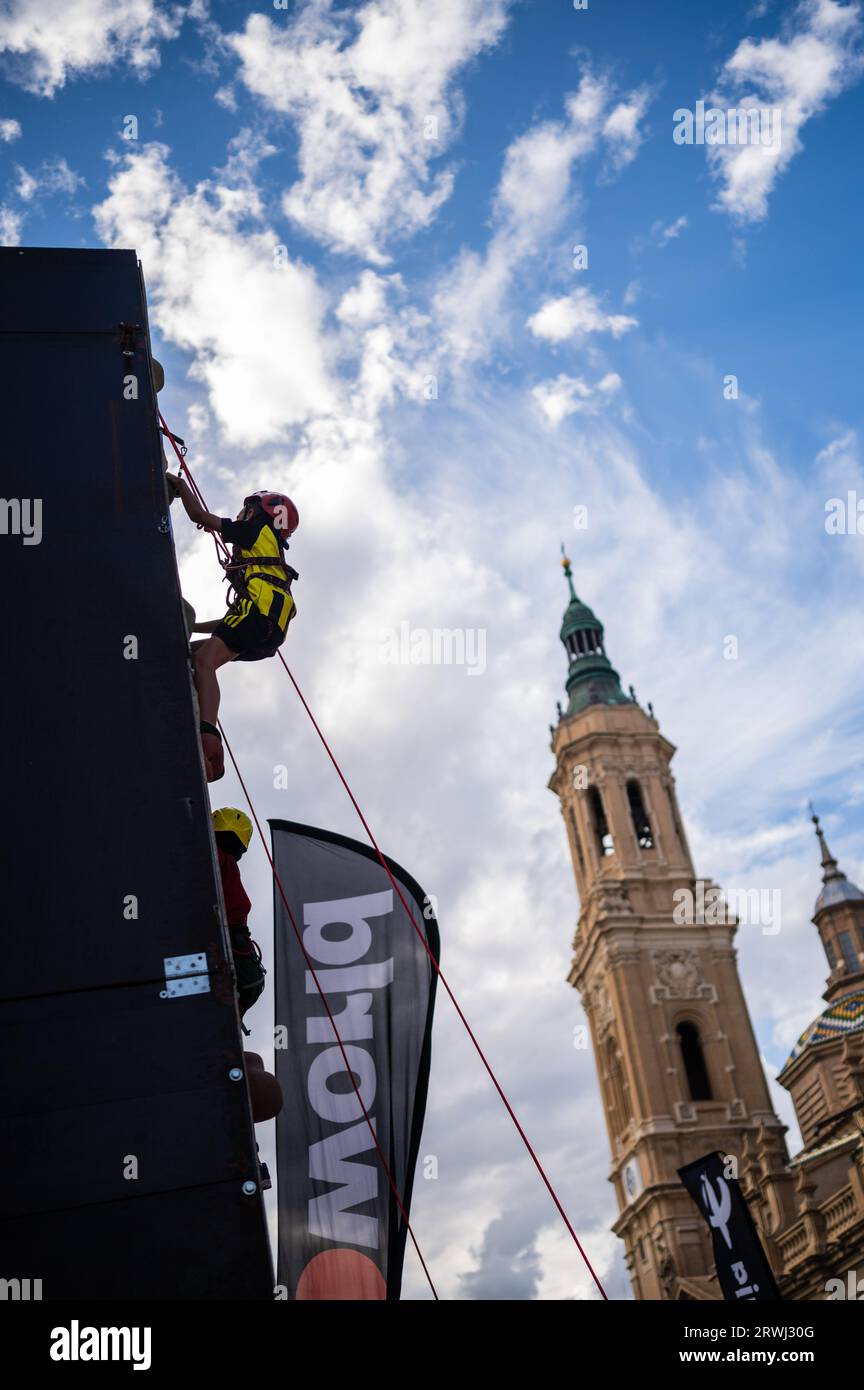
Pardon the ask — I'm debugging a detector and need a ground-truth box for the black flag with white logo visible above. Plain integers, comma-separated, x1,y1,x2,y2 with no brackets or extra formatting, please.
679,1151,782,1301
270,820,438,1301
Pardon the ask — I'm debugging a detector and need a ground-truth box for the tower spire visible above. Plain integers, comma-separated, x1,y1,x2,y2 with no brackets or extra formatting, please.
810,804,843,884
561,544,578,603
557,549,631,718
807,803,864,993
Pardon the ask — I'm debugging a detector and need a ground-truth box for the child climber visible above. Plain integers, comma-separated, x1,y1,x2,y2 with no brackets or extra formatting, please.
169,475,299,781
212,806,267,1021
212,806,282,1125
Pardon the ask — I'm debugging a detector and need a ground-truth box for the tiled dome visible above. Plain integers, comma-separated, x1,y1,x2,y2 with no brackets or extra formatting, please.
784,988,864,1067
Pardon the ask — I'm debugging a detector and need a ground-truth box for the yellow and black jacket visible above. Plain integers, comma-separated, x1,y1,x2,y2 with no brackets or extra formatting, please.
220,515,296,638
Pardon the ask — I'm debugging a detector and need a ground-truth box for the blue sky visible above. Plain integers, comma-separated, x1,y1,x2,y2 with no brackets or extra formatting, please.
4,0,864,1299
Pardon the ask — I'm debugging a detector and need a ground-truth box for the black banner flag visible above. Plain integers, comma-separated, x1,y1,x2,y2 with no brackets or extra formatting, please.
679,1151,782,1301
270,820,439,1301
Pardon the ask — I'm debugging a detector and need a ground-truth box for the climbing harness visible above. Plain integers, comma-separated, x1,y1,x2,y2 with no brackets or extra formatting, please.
222,552,298,609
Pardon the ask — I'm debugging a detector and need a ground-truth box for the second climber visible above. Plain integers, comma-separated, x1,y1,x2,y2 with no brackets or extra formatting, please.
212,806,267,1023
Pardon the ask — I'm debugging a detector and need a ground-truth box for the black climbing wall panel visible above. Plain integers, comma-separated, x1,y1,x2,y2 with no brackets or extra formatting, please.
0,246,273,1300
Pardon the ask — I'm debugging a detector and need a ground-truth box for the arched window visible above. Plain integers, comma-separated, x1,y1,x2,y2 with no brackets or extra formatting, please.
677,1022,712,1101
838,930,859,973
565,628,605,661
824,938,837,969
605,1037,632,1134
588,786,614,857
627,780,654,849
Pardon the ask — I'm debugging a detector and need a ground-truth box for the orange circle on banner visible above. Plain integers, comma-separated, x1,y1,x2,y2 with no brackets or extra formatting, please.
295,1250,386,1300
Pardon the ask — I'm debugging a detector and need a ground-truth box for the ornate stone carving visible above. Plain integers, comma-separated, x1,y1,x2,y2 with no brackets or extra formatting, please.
594,881,633,916
592,982,615,1037
651,949,715,1001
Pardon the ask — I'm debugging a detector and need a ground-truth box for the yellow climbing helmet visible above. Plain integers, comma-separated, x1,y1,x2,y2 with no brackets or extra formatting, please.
212,807,253,849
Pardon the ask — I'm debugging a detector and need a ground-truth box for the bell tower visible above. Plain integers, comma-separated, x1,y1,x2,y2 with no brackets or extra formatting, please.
548,555,787,1299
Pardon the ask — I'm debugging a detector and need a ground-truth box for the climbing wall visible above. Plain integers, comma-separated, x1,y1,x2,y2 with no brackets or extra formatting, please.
0,246,273,1300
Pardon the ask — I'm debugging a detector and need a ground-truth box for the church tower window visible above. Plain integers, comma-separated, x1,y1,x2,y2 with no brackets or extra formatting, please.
588,786,614,857
627,780,654,850
676,1022,712,1101
838,930,859,973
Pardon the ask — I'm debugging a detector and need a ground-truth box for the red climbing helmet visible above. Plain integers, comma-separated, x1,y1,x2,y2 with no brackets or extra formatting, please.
244,490,299,537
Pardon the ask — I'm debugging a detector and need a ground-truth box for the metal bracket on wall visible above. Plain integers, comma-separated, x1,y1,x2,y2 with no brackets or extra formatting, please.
118,321,142,359
160,952,211,999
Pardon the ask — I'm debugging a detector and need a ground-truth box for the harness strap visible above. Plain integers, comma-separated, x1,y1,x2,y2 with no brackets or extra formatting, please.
223,555,298,595
234,571,294,594
225,556,290,571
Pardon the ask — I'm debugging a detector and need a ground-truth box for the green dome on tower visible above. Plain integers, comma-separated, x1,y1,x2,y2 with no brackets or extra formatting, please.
558,550,632,718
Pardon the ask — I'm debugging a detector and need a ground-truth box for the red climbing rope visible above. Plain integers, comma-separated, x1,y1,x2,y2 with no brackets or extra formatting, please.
273,650,608,1300
161,412,608,1301
218,721,439,1301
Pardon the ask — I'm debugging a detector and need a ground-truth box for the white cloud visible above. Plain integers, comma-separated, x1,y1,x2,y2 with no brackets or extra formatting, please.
596,370,622,394
0,205,23,244
602,86,651,171
0,0,181,97
532,371,621,427
15,155,83,202
434,72,646,364
708,0,864,222
228,0,511,263
0,116,21,141
93,136,337,446
622,278,640,306
815,426,858,473
214,84,237,112
15,167,37,201
336,268,393,327
526,287,638,343
652,213,688,244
